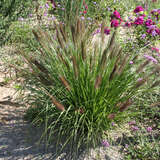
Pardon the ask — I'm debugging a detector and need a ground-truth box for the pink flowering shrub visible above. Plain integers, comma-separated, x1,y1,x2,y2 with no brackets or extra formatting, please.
120,5,160,52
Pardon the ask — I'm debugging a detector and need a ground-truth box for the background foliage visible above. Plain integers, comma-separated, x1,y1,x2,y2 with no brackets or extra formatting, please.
0,0,34,46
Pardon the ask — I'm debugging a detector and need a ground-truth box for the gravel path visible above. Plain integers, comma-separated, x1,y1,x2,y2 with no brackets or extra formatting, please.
0,74,55,160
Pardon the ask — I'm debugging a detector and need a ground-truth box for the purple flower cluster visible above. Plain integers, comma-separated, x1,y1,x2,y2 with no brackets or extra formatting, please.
93,27,110,36
145,19,154,26
137,78,143,82
45,3,50,9
128,120,136,125
134,16,144,25
146,127,152,132
151,9,160,20
129,61,134,64
144,54,158,64
131,126,139,131
146,25,160,36
131,6,160,37
141,33,146,39
128,121,139,131
102,140,110,147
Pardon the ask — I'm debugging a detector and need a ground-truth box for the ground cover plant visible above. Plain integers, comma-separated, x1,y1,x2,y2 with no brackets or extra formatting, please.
0,0,34,46
1,0,160,159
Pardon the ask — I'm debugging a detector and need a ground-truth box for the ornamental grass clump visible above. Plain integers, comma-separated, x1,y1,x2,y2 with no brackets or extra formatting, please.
18,12,160,160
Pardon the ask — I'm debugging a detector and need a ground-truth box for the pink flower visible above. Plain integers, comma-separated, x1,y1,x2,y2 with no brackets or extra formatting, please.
145,19,154,26
134,6,144,13
113,10,121,19
83,10,87,14
120,18,123,23
128,120,136,125
155,28,160,35
125,22,132,27
129,61,133,64
111,19,119,27
104,27,110,35
151,47,159,53
134,16,144,25
93,28,100,35
141,14,146,17
141,34,146,39
102,140,110,147
93,27,110,36
52,3,56,8
45,3,50,9
18,17,24,21
85,5,88,10
137,78,143,82
125,144,129,148
146,127,152,132
44,12,47,16
131,126,139,131
81,16,85,20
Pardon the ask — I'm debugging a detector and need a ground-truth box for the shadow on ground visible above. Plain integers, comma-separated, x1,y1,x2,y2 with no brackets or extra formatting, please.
0,99,56,160
0,99,123,160
0,100,92,160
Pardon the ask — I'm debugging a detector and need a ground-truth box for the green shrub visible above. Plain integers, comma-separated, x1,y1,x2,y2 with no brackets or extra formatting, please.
13,13,160,158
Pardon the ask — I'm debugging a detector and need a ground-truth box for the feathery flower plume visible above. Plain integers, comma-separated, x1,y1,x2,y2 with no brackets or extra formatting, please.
31,59,49,74
46,92,65,111
94,75,102,89
119,99,132,112
72,56,78,78
57,53,70,70
59,75,71,91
